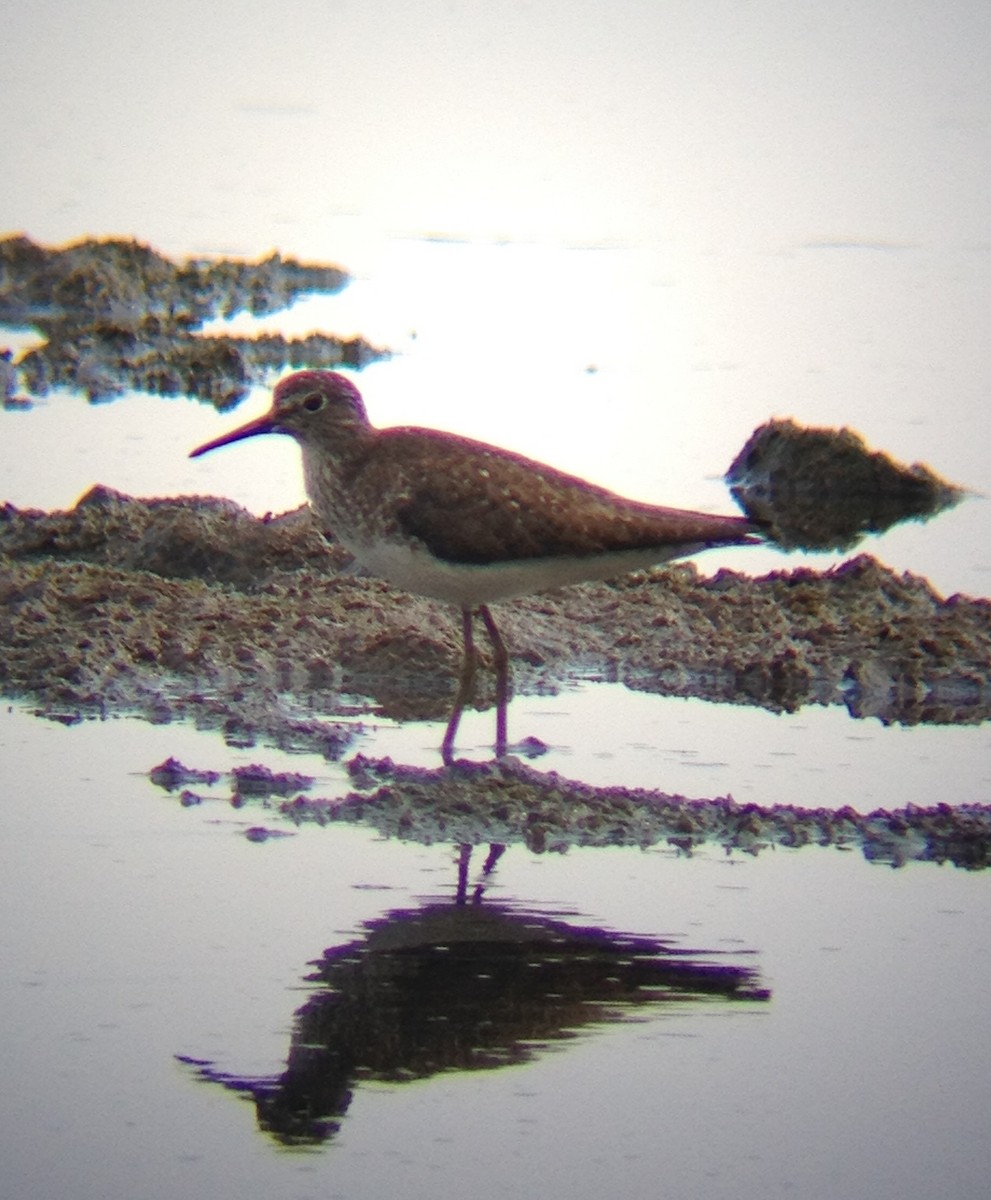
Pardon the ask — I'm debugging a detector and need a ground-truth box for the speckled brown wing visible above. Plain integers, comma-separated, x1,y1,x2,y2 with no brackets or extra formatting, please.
385,429,757,565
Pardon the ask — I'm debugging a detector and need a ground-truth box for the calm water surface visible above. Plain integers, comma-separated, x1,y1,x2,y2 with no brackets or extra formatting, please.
2,704,989,1200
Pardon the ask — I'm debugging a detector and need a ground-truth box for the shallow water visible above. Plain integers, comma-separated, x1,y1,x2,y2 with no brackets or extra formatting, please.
2,702,989,1200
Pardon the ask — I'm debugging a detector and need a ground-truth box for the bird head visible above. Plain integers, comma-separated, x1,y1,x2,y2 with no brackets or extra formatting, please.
189,370,369,458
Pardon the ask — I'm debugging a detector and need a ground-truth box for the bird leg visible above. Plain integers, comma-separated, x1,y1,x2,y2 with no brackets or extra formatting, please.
454,842,473,905
454,841,506,905
441,607,478,764
441,604,511,763
481,842,506,874
478,604,509,757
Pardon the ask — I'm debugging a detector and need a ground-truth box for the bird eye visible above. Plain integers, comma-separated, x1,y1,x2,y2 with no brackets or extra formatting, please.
302,392,325,413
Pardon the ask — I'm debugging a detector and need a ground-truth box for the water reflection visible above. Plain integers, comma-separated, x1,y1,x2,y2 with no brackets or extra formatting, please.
180,882,767,1147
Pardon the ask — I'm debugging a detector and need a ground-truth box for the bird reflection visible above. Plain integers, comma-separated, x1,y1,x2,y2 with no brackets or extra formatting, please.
179,870,768,1147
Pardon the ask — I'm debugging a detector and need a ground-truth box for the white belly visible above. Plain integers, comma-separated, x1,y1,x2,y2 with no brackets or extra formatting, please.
344,536,706,607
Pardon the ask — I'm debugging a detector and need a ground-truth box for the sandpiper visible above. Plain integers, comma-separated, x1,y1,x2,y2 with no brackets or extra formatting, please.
191,370,760,761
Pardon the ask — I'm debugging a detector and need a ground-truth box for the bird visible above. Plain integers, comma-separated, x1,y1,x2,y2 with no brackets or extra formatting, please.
190,370,760,762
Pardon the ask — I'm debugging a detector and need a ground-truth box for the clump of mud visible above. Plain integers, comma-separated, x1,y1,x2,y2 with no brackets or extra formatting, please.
728,418,965,550
148,751,991,871
329,755,991,869
0,234,388,405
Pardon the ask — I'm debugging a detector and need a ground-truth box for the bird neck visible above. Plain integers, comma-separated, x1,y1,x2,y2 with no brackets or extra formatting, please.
298,426,377,532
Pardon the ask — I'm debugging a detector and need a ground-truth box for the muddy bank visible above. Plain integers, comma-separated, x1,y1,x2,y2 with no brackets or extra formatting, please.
2,488,990,755
149,752,991,871
291,755,991,870
0,234,388,405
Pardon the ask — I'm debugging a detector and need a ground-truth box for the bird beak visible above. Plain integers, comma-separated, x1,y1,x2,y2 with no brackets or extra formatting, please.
189,411,279,458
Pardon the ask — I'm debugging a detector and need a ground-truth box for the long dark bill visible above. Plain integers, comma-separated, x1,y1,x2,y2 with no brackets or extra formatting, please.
189,413,280,458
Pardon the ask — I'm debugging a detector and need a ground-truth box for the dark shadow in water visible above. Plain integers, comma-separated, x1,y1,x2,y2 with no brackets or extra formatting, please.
178,858,767,1147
